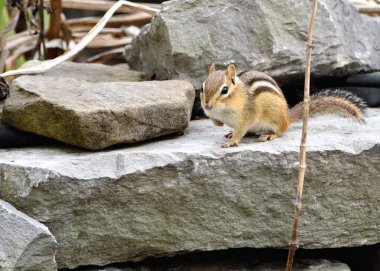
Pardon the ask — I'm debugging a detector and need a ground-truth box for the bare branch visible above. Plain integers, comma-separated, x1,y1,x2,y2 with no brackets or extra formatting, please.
66,12,152,28
45,0,159,15
86,47,125,63
47,0,63,58
285,1,319,270
0,7,20,71
36,0,47,59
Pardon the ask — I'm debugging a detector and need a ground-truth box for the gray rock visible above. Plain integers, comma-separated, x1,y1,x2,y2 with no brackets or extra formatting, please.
20,61,147,83
2,63,195,149
125,0,380,85
0,199,58,271
0,109,379,269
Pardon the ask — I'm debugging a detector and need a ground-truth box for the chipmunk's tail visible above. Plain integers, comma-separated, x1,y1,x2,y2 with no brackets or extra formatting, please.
289,89,367,124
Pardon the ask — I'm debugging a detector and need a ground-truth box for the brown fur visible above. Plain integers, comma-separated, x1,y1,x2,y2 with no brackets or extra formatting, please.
289,96,364,123
204,70,225,103
252,86,284,99
239,70,281,90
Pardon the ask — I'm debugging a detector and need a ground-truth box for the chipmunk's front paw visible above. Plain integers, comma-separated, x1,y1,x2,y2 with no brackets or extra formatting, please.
224,131,234,138
221,139,239,148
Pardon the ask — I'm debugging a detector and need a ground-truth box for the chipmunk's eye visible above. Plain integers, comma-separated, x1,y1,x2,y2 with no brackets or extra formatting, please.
221,86,228,95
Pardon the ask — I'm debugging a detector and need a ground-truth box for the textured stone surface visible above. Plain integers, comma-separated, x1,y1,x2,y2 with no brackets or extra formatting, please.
126,0,380,85
0,199,58,271
2,66,195,149
20,61,147,83
0,109,379,269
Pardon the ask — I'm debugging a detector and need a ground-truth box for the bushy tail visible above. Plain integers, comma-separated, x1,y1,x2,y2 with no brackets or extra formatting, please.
289,89,366,124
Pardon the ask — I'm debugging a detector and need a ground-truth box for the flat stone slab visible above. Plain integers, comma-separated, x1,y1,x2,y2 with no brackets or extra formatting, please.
0,199,58,270
0,109,379,269
2,63,195,149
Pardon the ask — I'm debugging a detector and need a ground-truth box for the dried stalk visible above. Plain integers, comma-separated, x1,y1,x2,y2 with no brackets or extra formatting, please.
0,0,158,78
66,12,152,28
0,7,20,71
72,27,124,36
5,33,37,50
285,1,319,271
86,47,125,63
0,7,20,35
49,0,150,14
79,34,132,48
42,0,160,14
6,41,36,68
47,0,62,39
47,0,63,58
36,0,47,59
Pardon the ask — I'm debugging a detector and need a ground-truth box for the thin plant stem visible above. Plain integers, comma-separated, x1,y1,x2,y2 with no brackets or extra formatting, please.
47,0,63,59
285,0,319,270
39,0,47,59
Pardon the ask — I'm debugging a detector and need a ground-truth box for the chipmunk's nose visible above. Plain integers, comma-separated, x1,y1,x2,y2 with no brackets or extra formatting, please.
204,103,213,110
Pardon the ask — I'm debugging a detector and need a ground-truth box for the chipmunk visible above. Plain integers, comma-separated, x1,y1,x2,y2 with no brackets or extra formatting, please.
200,63,366,148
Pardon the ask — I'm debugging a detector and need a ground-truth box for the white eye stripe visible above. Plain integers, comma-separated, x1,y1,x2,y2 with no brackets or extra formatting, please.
200,82,205,95
250,81,283,96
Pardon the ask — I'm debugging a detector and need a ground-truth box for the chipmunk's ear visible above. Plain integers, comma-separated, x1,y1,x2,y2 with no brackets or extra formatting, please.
209,63,215,75
225,64,236,85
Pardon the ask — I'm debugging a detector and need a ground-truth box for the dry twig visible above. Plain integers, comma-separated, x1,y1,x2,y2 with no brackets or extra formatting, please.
86,47,125,63
36,0,47,59
66,12,153,28
285,0,319,270
0,7,21,71
47,0,63,58
81,34,132,48
44,0,157,14
5,31,37,50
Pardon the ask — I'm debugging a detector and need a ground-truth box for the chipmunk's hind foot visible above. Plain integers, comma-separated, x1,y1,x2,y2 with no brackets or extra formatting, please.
257,133,279,142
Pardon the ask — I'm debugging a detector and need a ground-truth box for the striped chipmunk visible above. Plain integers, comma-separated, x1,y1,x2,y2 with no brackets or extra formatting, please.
200,63,366,148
